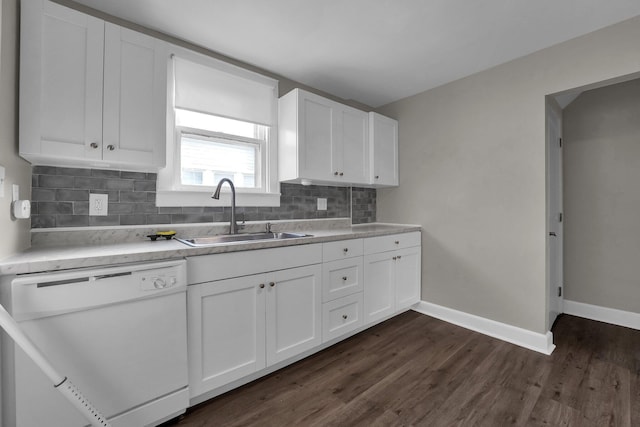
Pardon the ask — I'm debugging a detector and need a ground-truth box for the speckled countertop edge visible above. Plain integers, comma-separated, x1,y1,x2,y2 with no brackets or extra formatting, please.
0,221,421,275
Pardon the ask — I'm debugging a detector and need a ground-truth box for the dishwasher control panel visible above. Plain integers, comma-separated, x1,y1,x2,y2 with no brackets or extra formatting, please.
137,266,181,291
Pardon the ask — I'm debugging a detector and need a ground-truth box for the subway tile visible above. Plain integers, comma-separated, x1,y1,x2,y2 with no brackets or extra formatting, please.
38,202,73,215
32,188,56,201
33,166,58,175
121,171,147,180
146,214,171,224
39,175,75,189
55,189,90,201
57,215,90,227
120,215,147,225
74,202,89,215
74,177,107,189
133,203,158,214
31,215,55,228
108,203,135,214
134,180,156,191
57,167,91,176
171,214,213,224
89,215,120,226
105,179,134,191
120,191,148,203
91,169,120,178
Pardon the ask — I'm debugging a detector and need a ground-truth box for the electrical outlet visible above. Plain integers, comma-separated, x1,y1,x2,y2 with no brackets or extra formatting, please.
89,193,108,216
317,198,327,211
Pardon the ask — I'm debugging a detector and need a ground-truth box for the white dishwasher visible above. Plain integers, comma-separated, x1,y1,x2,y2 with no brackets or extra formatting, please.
0,259,189,427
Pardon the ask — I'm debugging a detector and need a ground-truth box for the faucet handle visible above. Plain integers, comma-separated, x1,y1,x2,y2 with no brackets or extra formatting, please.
265,222,272,233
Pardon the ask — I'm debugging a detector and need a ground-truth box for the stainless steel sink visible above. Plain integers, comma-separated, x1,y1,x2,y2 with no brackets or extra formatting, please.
176,232,311,247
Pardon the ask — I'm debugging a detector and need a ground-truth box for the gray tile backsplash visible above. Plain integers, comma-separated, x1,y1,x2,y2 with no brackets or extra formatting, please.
31,166,376,228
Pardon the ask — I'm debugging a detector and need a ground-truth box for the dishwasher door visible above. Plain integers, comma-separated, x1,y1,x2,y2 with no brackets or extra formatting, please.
2,260,189,427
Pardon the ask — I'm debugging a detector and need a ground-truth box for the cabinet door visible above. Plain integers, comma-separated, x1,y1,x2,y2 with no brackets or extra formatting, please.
395,246,422,310
266,264,322,365
339,107,369,184
363,252,396,324
103,23,167,169
187,275,266,397
20,0,104,162
299,93,335,181
370,112,399,186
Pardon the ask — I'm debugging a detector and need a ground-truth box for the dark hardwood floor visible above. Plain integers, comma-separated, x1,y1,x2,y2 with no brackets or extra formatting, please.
165,311,640,426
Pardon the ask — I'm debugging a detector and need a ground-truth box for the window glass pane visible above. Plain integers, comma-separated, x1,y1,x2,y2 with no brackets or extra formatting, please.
176,108,267,140
180,134,258,188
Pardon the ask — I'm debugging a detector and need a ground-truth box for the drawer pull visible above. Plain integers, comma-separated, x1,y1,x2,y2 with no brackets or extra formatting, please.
397,255,402,260
334,171,339,176
269,282,275,287
259,283,265,289
343,248,349,253
393,256,397,260
342,276,348,281
89,142,99,149
342,314,348,320
394,240,400,244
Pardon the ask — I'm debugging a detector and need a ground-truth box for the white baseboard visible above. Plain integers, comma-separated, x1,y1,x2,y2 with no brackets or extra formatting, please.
563,300,640,330
412,301,555,355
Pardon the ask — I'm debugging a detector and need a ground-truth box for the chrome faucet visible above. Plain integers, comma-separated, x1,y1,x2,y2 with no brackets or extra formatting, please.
212,178,238,234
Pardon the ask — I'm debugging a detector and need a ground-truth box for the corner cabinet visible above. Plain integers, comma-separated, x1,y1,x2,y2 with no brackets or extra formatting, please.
369,112,399,186
19,0,168,172
279,88,370,186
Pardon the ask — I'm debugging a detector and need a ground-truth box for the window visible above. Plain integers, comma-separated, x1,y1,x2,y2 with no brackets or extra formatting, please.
157,47,280,207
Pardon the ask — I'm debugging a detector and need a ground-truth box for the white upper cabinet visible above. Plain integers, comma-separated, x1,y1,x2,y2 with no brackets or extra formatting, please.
19,0,167,171
279,88,369,186
369,112,399,186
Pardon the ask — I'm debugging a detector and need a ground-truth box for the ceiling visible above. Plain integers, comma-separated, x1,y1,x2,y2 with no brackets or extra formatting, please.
71,0,640,108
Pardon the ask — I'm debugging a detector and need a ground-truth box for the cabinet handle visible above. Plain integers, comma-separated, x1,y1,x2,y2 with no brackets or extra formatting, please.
106,144,116,151
375,175,380,179
342,314,348,320
393,256,397,260
89,142,99,149
343,248,349,253
259,283,265,289
394,240,400,245
342,276,347,281
334,171,339,176
339,172,344,176
397,255,402,260
269,282,275,287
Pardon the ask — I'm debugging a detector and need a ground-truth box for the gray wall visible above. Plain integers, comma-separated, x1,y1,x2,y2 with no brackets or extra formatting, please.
376,16,640,334
563,78,640,314
0,0,31,259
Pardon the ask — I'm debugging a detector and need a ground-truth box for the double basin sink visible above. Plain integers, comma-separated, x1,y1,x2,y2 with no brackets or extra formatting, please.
176,232,311,247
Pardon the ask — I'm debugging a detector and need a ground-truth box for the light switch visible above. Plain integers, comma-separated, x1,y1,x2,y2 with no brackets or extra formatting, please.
317,198,327,211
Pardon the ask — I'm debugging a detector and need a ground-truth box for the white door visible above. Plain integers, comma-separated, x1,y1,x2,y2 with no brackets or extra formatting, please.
339,107,369,184
266,264,322,366
547,101,564,329
395,246,422,310
363,252,396,323
370,112,399,186
20,0,104,160
299,94,335,181
103,23,167,168
187,275,266,397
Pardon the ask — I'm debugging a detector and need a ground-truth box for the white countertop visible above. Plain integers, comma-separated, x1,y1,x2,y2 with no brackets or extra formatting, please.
0,222,420,275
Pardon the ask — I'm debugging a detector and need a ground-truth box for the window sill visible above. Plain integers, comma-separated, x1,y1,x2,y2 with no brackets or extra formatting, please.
156,190,281,207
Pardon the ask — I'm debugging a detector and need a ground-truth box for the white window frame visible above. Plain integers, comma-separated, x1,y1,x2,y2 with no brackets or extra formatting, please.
157,45,280,207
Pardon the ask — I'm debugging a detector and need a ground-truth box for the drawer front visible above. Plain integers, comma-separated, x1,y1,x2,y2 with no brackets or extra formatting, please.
364,231,421,254
322,239,363,262
322,257,363,302
322,293,363,342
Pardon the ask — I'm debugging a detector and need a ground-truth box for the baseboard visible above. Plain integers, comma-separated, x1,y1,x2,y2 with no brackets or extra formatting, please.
563,300,640,331
412,301,555,355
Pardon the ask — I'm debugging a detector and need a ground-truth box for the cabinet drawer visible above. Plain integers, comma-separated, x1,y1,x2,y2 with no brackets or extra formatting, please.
322,257,363,302
364,232,421,254
322,239,363,262
322,293,363,342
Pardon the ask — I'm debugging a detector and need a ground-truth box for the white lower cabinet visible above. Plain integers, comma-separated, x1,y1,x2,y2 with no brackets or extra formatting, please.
364,232,422,324
322,293,364,342
187,262,321,399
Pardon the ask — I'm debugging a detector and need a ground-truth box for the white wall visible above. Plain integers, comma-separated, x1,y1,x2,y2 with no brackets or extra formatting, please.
376,16,640,334
0,0,31,260
563,78,640,314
